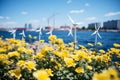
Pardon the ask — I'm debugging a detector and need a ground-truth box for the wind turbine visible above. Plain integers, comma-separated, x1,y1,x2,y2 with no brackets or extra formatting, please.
8,29,16,39
67,15,81,49
91,24,102,46
35,26,43,40
19,30,26,39
46,27,53,35
67,27,73,36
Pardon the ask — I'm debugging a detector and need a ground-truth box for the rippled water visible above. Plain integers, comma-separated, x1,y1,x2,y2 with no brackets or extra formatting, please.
0,30,120,51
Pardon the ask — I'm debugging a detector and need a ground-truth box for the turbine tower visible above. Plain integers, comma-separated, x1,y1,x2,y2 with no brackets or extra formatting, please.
35,26,43,40
91,24,102,47
46,13,58,35
8,29,16,39
67,15,81,49
19,30,26,39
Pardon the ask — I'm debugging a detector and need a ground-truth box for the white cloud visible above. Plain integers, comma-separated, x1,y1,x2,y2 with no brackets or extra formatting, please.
5,21,17,25
67,0,72,4
86,17,96,21
29,19,40,23
21,11,28,15
42,17,46,22
70,9,84,14
0,16,10,20
77,22,84,25
105,11,120,17
6,16,10,20
28,19,40,27
0,21,18,28
85,3,90,7
0,16,4,19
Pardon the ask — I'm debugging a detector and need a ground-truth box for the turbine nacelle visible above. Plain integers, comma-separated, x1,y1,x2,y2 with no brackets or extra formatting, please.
91,24,102,39
67,27,73,36
35,26,43,35
46,27,53,35
35,26,43,40
8,29,16,39
67,15,80,27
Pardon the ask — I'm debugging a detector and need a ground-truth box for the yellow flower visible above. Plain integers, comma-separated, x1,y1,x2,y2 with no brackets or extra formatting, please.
6,45,12,50
39,40,44,43
55,62,62,69
75,67,84,73
113,43,120,48
9,69,21,79
102,54,111,63
107,68,118,79
48,35,57,41
25,48,33,54
99,49,105,53
67,47,74,51
97,42,102,46
50,58,54,62
36,52,44,59
75,50,87,60
88,43,93,46
28,34,32,38
17,60,25,67
87,65,92,70
92,72,109,80
0,48,6,53
70,54,79,61
61,50,70,58
8,51,20,58
56,38,64,44
33,69,50,80
0,54,8,61
64,57,76,67
41,46,53,55
3,60,10,65
115,62,120,66
92,68,120,80
46,69,53,76
17,47,26,53
25,61,36,70
34,36,37,40
86,56,92,63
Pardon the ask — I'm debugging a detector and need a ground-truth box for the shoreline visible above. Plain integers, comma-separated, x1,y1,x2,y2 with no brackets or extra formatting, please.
0,29,120,32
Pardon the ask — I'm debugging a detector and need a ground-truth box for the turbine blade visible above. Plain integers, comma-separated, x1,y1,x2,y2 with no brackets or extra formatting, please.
97,33,102,38
97,26,101,31
39,31,42,35
67,15,75,24
19,33,22,35
67,27,73,36
91,31,97,35
68,31,73,36
23,31,26,37
46,31,51,34
68,32,73,36
35,30,39,32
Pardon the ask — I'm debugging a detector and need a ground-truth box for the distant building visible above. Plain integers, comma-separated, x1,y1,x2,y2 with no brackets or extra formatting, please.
28,23,32,29
88,22,101,29
14,28,26,30
24,23,27,28
45,26,52,30
60,26,70,30
103,20,120,30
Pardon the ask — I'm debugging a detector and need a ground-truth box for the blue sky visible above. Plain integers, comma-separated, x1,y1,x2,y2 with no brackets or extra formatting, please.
0,0,120,28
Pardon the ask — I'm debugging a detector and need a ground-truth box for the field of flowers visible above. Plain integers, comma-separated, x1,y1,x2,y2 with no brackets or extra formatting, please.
0,35,120,80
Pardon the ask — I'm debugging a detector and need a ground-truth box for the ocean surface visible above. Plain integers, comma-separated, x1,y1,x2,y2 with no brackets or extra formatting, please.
0,30,120,51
